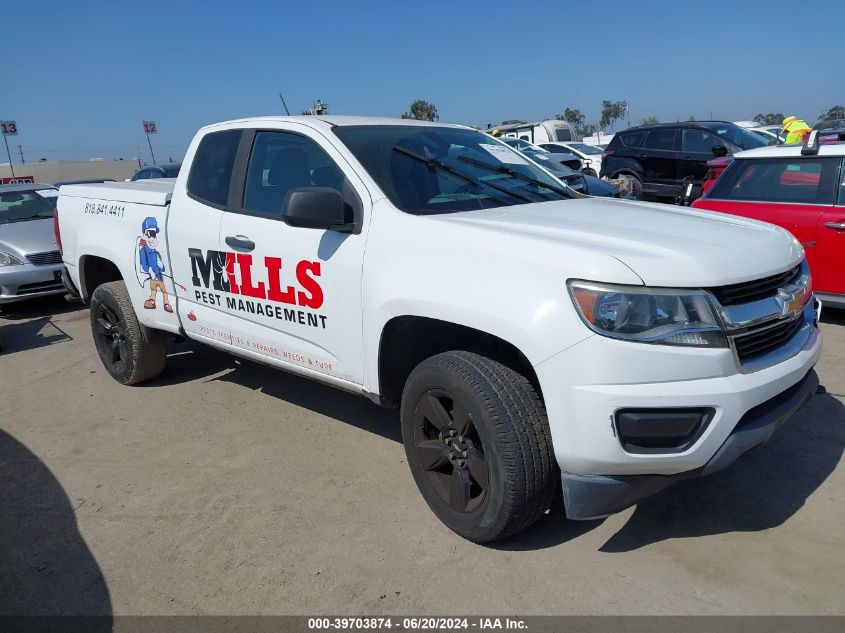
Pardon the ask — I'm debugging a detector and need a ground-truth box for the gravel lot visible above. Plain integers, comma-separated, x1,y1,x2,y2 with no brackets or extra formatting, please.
1,296,843,616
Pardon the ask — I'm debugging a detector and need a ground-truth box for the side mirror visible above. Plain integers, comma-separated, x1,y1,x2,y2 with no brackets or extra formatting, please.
711,145,729,157
282,187,348,231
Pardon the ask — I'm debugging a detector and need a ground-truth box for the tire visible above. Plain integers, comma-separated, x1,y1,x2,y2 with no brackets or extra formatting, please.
583,168,598,177
400,351,557,543
89,281,166,385
618,173,643,199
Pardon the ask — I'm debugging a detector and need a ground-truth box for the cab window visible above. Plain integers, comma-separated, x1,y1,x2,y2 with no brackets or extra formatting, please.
709,157,838,205
241,131,347,218
186,129,241,207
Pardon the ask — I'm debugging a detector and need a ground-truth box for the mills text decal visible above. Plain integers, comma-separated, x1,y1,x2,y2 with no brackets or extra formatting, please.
188,248,327,329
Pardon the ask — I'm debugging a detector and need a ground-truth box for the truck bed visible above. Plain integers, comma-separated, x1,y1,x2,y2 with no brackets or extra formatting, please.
58,179,175,206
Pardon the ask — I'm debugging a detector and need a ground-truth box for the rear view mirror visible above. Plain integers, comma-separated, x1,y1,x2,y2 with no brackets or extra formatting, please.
712,145,729,157
282,187,349,231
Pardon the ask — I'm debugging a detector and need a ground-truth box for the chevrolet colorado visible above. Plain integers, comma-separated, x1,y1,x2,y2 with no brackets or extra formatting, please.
56,116,822,542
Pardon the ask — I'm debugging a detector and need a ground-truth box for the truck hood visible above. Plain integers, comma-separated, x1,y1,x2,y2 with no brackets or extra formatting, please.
0,218,58,258
434,197,803,287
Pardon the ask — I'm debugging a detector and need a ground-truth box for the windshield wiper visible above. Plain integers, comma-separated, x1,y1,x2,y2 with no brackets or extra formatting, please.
392,146,532,204
456,155,572,198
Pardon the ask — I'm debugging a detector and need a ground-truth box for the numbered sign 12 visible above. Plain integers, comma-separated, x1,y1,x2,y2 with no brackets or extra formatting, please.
1,121,18,136
143,121,157,134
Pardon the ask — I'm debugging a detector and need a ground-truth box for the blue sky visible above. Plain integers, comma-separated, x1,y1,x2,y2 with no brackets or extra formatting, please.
2,0,842,163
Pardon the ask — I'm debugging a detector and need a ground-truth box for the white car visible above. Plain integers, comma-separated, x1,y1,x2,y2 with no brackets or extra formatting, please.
539,141,605,176
57,116,821,542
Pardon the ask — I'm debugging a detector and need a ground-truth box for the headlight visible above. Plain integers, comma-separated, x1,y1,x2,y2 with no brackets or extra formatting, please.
0,251,23,267
568,281,727,347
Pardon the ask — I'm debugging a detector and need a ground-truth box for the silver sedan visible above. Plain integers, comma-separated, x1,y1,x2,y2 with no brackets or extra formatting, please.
0,183,65,304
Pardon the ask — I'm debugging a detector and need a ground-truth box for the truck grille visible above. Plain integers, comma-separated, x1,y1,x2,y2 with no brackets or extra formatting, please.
26,250,62,266
710,265,801,306
733,316,804,364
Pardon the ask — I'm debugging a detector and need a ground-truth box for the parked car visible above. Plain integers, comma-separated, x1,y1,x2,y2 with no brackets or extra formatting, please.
748,128,779,144
700,155,733,195
57,116,820,542
600,121,770,202
499,139,624,197
760,125,786,142
129,163,182,181
692,141,844,308
539,141,605,176
0,183,65,304
498,137,583,171
812,119,845,144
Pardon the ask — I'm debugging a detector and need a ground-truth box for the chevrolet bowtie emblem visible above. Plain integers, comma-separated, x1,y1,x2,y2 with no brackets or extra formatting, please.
777,288,804,319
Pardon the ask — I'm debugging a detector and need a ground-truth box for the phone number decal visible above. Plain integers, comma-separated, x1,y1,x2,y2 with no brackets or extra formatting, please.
84,201,126,218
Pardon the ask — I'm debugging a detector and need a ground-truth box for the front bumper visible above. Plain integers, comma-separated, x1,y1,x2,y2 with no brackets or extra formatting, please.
535,302,822,518
0,263,65,304
561,369,818,519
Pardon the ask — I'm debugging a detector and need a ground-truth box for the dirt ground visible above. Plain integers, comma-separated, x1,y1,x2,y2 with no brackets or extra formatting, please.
1,296,843,616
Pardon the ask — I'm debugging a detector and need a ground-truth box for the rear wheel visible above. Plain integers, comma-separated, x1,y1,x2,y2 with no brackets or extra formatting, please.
90,281,166,385
400,351,557,543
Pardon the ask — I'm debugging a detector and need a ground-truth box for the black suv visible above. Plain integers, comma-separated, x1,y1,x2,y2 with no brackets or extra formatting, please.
600,122,770,201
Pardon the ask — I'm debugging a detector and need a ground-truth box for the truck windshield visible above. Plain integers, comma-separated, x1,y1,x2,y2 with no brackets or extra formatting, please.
0,190,56,223
332,125,570,214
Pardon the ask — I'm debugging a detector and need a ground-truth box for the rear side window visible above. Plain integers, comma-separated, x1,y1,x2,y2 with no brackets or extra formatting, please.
619,131,645,148
644,129,677,151
708,157,838,205
187,129,241,207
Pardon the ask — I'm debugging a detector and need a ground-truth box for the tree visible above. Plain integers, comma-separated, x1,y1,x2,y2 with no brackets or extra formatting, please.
559,107,585,128
640,116,659,126
579,123,597,137
401,99,438,122
600,100,628,130
753,112,784,125
687,115,696,121
818,105,845,123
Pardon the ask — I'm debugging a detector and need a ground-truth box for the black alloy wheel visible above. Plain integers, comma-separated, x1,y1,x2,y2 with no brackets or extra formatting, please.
412,389,489,514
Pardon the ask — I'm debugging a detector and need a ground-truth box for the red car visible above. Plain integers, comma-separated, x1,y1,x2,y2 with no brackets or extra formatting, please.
692,143,845,308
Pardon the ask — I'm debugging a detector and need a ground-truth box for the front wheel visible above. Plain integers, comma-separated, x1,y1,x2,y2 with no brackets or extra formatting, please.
400,351,557,543
90,281,166,385
583,168,598,177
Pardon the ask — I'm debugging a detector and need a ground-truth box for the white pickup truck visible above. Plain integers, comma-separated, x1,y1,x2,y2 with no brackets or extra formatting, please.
56,116,822,542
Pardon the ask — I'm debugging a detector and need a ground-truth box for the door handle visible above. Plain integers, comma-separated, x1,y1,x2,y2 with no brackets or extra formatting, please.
225,235,256,251
824,221,845,231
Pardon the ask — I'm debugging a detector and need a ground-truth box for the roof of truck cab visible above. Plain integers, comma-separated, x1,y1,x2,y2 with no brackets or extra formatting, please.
200,115,467,132
734,142,845,159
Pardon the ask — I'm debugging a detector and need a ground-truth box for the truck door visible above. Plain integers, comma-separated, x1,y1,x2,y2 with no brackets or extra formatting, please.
166,129,242,345
218,127,368,385
815,159,845,296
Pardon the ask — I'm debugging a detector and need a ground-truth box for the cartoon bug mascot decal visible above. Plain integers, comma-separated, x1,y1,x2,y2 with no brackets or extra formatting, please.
136,217,182,312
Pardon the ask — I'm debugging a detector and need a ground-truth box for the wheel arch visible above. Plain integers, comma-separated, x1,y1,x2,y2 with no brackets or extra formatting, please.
78,255,123,301
376,315,542,408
